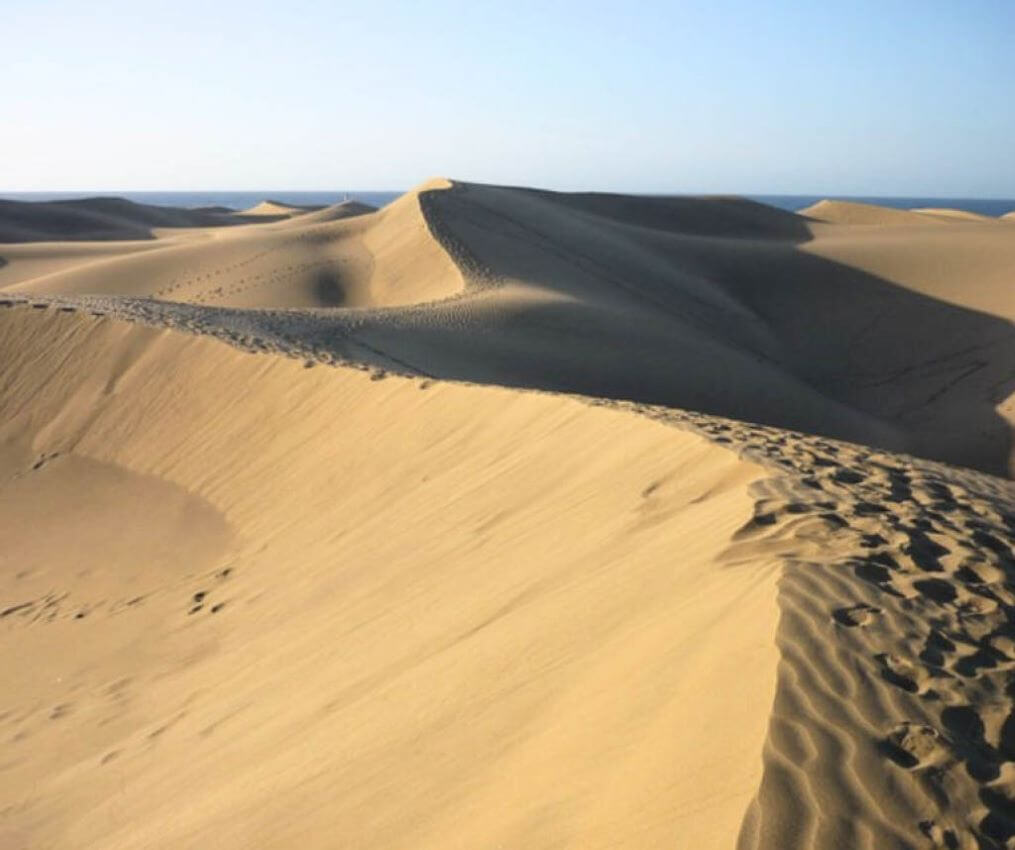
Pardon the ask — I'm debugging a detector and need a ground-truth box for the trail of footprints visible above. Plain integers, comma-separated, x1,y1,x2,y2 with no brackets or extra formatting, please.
150,231,348,305
1,565,238,780
637,406,1015,848
0,298,398,381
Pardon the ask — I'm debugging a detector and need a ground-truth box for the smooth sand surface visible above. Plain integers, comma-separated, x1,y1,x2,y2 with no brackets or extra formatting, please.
0,308,778,849
1,184,1014,848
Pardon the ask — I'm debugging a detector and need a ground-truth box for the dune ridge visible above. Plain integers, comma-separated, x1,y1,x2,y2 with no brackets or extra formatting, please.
1,182,1014,848
5,180,1012,474
238,199,323,217
0,306,780,849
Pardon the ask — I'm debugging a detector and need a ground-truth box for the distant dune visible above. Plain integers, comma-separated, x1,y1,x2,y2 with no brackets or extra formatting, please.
911,206,998,222
799,198,946,226
0,181,1013,849
287,199,378,225
0,195,326,243
238,199,324,217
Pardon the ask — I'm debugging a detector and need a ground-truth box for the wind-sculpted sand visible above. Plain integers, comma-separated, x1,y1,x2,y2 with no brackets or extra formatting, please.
0,182,1013,848
632,405,1015,848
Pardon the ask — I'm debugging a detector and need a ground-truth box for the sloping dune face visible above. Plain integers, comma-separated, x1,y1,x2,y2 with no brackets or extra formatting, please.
329,182,1014,476
0,307,777,849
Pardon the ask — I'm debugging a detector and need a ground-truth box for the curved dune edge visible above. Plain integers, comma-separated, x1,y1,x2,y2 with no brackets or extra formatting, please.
0,307,779,849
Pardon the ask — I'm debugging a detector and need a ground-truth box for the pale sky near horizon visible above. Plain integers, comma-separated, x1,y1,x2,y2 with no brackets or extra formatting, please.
3,0,1013,195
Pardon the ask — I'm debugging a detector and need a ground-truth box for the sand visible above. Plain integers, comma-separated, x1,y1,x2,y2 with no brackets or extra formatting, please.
912,207,998,223
1,183,1014,849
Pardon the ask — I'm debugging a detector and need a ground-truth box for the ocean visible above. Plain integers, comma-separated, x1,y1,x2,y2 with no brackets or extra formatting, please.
2,190,1013,217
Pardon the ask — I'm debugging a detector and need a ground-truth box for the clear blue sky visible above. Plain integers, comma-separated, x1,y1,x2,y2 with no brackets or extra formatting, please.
3,0,1013,195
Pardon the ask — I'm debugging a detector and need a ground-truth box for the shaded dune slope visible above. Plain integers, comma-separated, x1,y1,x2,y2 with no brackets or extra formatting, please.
341,182,1015,476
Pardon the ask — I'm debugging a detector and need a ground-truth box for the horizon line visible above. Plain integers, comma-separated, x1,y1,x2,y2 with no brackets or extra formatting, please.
4,188,1015,202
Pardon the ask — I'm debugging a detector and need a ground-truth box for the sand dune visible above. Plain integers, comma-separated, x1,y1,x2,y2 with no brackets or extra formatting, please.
6,181,1012,474
283,199,378,225
912,207,998,223
1,189,439,309
238,199,323,217
0,196,291,243
1,182,1014,848
799,199,947,226
0,306,779,849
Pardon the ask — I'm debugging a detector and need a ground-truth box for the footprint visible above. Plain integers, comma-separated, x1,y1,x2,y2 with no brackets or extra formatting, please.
988,635,1015,660
49,703,73,720
918,820,960,849
1,602,34,619
833,603,882,627
912,578,958,604
883,722,944,768
833,468,866,485
877,653,929,694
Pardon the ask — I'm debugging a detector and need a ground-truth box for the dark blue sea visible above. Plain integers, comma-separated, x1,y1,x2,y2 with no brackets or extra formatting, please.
2,191,1013,217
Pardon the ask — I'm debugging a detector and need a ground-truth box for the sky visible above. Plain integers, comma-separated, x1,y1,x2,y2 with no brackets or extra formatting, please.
3,0,1013,195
